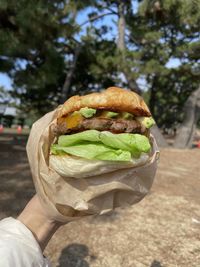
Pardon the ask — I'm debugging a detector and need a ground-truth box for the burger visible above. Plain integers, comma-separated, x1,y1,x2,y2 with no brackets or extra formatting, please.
50,87,155,178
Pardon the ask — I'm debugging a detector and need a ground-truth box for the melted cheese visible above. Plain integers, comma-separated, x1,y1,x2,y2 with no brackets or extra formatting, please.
66,112,83,129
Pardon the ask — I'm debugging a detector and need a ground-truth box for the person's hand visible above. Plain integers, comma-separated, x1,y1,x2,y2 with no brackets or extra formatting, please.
17,195,63,251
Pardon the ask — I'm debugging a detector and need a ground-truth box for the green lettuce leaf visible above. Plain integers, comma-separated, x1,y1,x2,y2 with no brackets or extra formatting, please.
51,130,151,161
51,143,131,161
99,131,150,157
58,130,100,146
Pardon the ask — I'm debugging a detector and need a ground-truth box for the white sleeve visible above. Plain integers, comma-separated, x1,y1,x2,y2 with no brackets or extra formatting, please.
0,217,51,267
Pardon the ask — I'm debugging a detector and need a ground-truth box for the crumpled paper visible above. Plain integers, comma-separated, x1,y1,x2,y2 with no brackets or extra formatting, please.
26,107,159,222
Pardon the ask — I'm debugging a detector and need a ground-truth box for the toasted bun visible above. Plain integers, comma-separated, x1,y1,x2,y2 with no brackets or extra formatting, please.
58,87,151,118
49,153,150,179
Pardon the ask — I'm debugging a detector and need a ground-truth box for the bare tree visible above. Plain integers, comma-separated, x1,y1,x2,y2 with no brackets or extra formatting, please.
174,86,200,148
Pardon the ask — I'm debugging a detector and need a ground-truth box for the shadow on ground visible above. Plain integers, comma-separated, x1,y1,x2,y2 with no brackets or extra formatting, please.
57,243,96,267
0,134,35,219
150,260,164,267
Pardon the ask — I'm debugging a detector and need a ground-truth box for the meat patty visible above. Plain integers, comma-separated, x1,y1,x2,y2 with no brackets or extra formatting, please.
81,118,145,133
54,117,146,135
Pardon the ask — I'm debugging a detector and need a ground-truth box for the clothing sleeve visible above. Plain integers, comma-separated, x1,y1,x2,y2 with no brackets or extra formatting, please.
0,217,51,267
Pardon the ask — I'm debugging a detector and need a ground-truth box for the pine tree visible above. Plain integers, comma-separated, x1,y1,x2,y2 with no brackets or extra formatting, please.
0,0,97,114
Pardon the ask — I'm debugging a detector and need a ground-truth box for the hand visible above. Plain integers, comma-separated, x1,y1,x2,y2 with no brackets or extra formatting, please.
17,195,63,251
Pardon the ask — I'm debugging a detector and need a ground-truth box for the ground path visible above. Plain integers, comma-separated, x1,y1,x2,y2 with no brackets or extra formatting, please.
0,134,200,267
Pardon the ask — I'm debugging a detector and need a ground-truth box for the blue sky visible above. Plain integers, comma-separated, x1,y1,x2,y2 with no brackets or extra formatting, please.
0,5,181,91
0,73,12,89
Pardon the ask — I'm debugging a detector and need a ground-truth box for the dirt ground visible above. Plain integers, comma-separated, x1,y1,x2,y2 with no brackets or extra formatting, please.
0,133,200,267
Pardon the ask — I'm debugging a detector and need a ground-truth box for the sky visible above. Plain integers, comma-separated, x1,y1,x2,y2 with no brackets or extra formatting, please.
0,4,181,91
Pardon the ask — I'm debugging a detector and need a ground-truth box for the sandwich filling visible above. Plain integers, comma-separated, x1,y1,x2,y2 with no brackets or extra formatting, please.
51,107,155,162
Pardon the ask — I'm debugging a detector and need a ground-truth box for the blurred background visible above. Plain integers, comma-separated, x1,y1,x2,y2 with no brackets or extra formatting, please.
0,1,200,266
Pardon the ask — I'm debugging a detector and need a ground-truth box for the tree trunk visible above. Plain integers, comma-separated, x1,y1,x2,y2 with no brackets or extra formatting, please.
149,75,158,116
125,75,142,94
151,125,169,147
117,1,141,94
174,86,200,148
117,1,126,50
60,45,81,103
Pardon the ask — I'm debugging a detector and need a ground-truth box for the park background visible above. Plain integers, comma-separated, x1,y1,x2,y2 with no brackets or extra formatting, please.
0,0,200,266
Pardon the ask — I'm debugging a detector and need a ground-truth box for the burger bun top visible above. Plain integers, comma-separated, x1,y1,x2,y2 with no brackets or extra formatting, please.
58,87,151,119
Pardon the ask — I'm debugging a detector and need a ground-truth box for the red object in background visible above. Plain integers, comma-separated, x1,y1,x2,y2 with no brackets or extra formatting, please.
0,124,3,133
197,141,200,149
17,125,22,134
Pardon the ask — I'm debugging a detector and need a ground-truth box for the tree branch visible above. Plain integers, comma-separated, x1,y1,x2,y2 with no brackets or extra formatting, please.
104,7,118,15
60,45,82,103
95,3,118,15
79,12,116,28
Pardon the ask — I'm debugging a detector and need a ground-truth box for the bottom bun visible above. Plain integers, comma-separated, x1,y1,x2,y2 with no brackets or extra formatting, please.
49,153,150,179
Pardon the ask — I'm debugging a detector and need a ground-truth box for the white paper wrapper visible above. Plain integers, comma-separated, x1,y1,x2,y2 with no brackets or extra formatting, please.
26,107,159,222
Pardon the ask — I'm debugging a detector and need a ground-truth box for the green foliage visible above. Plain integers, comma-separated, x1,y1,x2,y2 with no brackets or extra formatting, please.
0,86,11,103
0,0,69,113
129,0,200,127
0,0,200,129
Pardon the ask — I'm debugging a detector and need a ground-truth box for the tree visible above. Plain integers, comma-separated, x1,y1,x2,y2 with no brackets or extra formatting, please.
0,0,118,114
0,0,97,114
174,86,200,148
125,0,200,147
0,86,13,103
134,0,200,130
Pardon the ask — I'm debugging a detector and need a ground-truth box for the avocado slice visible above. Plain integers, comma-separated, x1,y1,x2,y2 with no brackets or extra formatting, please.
137,116,155,128
79,107,96,118
104,111,119,118
121,112,134,119
101,110,119,118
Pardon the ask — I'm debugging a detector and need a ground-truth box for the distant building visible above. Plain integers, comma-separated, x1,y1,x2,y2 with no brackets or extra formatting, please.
0,103,7,115
0,103,17,127
3,106,17,117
